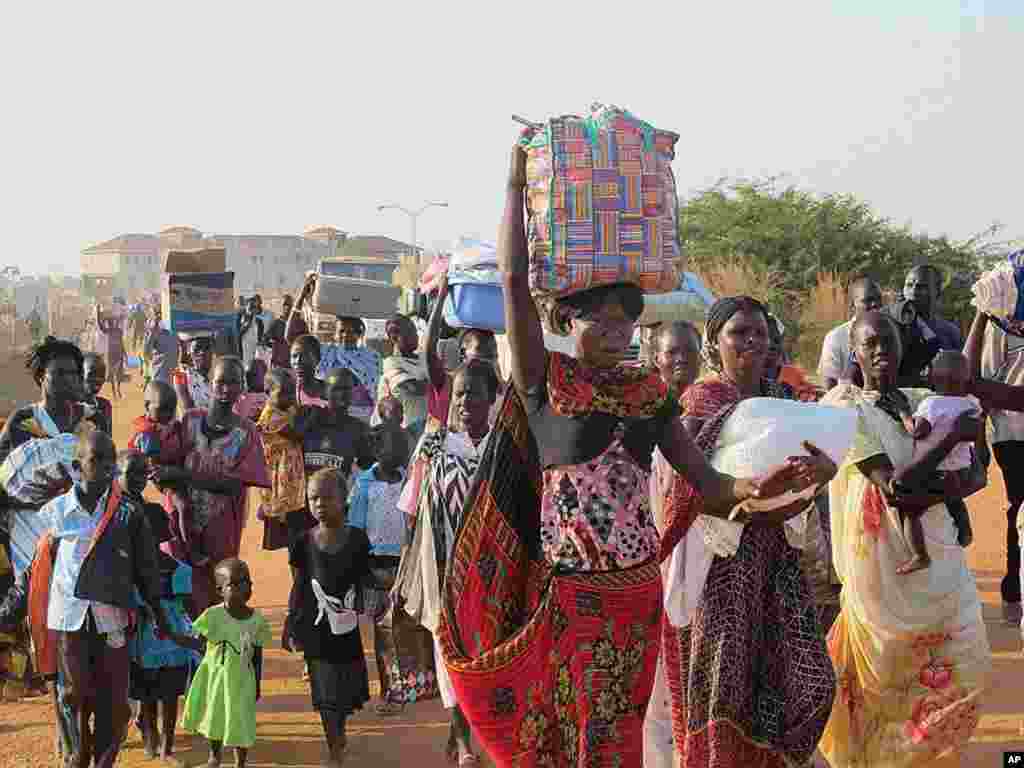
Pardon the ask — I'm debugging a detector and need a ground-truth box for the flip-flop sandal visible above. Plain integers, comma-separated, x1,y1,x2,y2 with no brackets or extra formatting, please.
374,700,405,716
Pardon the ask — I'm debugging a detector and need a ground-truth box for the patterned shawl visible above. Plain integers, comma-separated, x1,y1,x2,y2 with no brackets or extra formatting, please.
546,351,669,419
254,404,306,519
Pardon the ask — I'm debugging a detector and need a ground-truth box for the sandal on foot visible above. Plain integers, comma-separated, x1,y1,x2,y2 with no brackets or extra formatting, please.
374,700,405,716
458,755,480,767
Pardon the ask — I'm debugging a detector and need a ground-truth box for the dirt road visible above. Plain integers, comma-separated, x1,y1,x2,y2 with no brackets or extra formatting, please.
0,373,1021,767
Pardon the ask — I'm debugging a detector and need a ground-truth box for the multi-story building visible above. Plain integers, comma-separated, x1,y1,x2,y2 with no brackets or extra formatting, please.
80,225,419,301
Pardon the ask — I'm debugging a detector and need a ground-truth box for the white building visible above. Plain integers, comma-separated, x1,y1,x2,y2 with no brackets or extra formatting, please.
80,225,418,301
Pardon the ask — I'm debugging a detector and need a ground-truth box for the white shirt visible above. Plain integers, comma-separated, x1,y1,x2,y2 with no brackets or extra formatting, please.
818,320,852,383
913,395,979,471
44,487,130,635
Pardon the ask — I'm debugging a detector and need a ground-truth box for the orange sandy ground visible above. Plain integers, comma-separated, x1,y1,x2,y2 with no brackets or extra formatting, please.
0,372,1020,767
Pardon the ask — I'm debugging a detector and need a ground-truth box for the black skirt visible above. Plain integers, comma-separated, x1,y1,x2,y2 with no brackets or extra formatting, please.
129,664,190,702
306,655,370,715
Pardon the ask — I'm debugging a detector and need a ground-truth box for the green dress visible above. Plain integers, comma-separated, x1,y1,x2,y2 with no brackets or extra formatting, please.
181,605,272,747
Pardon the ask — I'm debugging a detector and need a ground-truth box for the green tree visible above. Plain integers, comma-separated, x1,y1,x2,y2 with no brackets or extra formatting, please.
680,178,1010,362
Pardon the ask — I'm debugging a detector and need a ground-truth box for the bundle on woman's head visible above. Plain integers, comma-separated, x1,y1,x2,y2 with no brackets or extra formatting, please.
700,296,768,373
26,336,83,385
541,283,644,336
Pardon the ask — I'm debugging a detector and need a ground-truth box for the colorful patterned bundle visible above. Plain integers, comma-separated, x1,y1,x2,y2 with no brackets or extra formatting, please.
521,104,683,298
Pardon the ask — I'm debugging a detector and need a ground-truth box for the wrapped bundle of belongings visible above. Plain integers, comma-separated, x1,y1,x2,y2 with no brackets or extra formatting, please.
161,247,235,335
973,249,1024,336
418,254,450,297
311,275,401,320
520,103,683,299
637,271,716,327
0,433,76,575
443,237,505,333
663,397,857,628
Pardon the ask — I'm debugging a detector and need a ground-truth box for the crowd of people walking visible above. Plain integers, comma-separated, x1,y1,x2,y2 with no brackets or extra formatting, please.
0,146,1020,768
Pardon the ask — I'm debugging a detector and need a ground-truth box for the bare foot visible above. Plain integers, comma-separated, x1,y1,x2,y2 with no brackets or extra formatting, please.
206,758,221,768
142,726,159,759
897,555,931,575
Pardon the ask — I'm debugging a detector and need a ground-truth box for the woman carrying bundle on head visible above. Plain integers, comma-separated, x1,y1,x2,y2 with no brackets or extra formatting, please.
433,139,822,768
423,271,504,431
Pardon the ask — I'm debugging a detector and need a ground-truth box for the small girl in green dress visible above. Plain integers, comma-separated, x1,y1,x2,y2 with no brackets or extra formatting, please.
171,557,271,768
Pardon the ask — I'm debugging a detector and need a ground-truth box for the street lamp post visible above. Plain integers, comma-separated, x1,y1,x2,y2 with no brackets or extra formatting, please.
376,201,448,266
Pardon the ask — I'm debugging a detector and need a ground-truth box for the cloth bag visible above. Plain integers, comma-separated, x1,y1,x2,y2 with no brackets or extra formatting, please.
385,512,440,704
520,103,683,298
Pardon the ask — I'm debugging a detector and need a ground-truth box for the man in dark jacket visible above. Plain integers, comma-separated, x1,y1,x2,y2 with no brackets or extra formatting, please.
42,430,168,768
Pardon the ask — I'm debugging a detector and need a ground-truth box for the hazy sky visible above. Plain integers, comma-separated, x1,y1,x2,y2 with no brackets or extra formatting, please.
2,1,1020,275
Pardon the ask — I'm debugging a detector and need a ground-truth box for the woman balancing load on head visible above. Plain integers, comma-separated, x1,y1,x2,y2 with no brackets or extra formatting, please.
818,311,991,767
433,137,817,768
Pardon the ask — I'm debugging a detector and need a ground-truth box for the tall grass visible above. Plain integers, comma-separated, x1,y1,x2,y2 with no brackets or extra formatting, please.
796,272,848,369
692,256,786,308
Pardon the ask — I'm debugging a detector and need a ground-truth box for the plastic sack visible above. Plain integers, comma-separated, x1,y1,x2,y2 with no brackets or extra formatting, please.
520,103,683,299
698,397,858,558
972,249,1024,336
419,254,450,295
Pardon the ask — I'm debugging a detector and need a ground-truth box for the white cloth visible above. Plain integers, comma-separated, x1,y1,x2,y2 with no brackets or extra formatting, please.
240,322,260,368
818,319,852,382
310,578,358,635
642,640,676,768
432,631,458,709
972,262,1019,317
45,488,129,635
664,398,857,630
912,395,979,471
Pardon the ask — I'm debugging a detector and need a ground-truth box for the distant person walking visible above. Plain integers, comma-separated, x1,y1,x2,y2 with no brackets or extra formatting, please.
27,300,43,345
142,306,179,387
239,296,265,369
95,301,127,400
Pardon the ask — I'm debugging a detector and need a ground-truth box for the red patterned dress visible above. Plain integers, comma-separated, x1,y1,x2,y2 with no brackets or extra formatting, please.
438,351,672,768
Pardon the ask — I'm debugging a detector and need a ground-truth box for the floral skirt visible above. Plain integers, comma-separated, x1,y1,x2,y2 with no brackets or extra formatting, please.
820,609,988,767
442,562,661,768
662,524,836,768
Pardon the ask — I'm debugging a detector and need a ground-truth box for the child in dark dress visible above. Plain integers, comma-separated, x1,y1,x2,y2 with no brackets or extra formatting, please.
121,451,197,766
283,467,373,768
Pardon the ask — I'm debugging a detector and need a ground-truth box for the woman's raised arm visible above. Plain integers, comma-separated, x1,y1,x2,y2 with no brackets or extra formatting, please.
423,272,449,391
500,141,546,395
